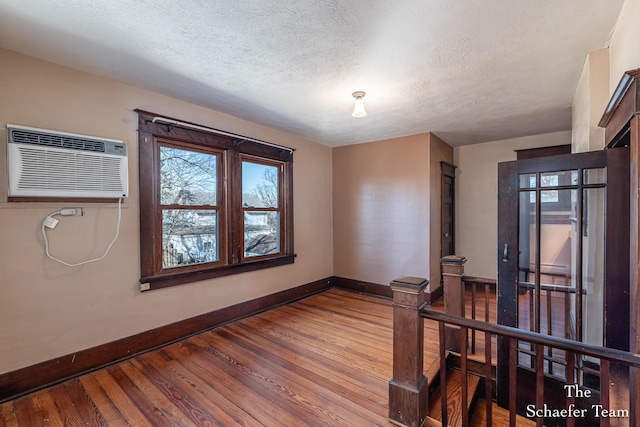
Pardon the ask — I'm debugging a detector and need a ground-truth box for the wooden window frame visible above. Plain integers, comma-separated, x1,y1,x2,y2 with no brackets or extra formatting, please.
239,155,285,262
137,110,294,290
157,139,228,272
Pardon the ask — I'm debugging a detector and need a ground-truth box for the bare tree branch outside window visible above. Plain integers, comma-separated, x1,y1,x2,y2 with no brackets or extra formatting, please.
160,146,218,268
242,161,280,257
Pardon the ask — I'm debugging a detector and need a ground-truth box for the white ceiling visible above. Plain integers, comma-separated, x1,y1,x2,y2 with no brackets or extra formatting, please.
0,1,625,147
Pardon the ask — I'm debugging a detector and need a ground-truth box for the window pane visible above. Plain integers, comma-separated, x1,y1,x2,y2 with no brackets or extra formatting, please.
160,146,217,206
162,209,218,268
244,211,280,257
242,161,279,208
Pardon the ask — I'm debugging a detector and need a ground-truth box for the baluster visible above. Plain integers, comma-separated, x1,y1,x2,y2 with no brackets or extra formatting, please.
536,343,544,427
509,338,517,427
529,287,535,367
565,289,572,339
484,282,490,323
461,326,469,427
601,359,611,427
485,330,492,427
471,282,477,353
439,322,448,427
546,290,553,375
566,351,575,427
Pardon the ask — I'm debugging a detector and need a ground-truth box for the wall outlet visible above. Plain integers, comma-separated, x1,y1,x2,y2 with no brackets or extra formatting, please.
61,207,83,216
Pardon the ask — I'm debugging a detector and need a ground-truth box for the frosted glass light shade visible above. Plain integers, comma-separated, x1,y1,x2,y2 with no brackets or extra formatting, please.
352,91,367,118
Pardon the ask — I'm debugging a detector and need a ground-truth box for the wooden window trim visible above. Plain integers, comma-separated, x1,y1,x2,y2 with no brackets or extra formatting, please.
137,110,294,290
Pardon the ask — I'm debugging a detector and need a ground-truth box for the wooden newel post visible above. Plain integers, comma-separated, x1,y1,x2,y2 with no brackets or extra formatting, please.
388,276,429,427
441,255,467,352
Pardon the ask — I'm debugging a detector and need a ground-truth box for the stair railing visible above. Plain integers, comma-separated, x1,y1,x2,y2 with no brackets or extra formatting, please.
442,256,496,357
421,310,640,427
387,274,640,427
461,275,495,354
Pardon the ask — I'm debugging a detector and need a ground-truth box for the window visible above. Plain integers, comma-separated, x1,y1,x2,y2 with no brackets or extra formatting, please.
137,111,294,290
242,158,282,259
160,142,224,269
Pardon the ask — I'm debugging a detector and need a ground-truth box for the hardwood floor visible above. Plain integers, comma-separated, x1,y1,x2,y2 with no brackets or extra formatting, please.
0,288,527,426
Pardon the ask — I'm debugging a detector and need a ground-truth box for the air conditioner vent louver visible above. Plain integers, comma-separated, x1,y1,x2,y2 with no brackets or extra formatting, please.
11,129,106,153
7,124,128,199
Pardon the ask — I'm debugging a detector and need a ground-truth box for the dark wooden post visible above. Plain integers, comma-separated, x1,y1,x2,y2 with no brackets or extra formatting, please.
388,276,429,427
441,255,467,352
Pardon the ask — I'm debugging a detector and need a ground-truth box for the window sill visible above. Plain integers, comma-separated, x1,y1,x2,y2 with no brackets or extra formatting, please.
140,254,296,291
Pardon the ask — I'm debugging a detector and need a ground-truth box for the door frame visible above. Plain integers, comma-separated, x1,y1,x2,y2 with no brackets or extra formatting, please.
441,161,456,259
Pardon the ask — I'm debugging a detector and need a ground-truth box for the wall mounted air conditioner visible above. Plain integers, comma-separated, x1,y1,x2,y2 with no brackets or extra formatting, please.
7,124,128,199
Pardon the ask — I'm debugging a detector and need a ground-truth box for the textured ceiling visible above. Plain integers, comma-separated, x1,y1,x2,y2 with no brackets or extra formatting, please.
0,1,625,147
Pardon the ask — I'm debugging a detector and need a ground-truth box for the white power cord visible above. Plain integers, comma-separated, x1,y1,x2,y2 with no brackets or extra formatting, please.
41,198,123,267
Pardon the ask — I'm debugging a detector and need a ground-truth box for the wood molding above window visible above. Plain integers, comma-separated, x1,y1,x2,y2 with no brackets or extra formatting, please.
136,110,294,290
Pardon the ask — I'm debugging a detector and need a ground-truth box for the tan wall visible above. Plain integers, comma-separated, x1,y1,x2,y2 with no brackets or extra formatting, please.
0,48,334,374
572,49,609,153
573,0,640,151
429,134,454,290
454,131,572,280
333,134,431,286
538,224,572,273
610,0,640,92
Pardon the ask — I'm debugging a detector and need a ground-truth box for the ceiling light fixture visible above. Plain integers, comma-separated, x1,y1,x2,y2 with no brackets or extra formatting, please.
351,91,367,118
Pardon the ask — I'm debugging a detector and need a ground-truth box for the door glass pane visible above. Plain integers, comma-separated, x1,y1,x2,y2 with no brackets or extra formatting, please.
162,209,218,268
160,146,217,206
541,170,578,187
244,211,280,257
518,191,537,332
540,189,559,204
539,189,576,337
582,187,605,348
539,188,578,377
519,173,536,188
518,190,537,369
583,168,606,185
540,173,559,187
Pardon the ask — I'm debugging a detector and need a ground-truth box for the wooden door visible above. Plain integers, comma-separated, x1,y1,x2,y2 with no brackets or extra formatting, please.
496,147,630,417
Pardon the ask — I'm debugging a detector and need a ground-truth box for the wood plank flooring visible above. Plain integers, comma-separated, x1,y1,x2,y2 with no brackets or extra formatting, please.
0,288,526,426
428,370,480,424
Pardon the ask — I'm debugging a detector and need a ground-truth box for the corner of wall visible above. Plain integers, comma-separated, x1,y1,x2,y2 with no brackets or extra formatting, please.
572,48,610,153
609,0,640,93
572,55,591,153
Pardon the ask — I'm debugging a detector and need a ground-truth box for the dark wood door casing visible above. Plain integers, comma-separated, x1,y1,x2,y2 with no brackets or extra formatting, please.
598,69,640,426
441,162,456,258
